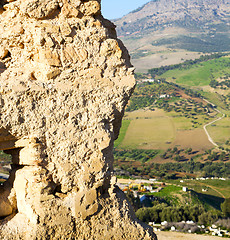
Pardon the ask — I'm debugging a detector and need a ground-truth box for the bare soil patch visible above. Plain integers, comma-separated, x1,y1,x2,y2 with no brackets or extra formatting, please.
172,128,213,150
156,231,223,240
132,50,202,73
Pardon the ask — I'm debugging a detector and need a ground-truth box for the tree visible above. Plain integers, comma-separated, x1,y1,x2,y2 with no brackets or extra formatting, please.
221,198,230,218
219,152,226,161
126,190,141,211
172,147,178,154
136,208,151,223
198,212,218,225
185,148,192,154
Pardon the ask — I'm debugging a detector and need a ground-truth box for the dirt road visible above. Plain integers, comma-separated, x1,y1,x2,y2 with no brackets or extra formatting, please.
156,231,224,240
203,99,225,147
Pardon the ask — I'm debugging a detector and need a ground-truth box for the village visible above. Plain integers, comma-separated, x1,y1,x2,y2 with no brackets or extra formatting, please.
117,177,230,238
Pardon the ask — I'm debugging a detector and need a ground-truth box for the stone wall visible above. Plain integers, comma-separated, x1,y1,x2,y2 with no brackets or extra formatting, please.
0,0,157,239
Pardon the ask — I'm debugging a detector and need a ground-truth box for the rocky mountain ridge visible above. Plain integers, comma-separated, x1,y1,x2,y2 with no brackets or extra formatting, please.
113,0,230,71
115,0,230,37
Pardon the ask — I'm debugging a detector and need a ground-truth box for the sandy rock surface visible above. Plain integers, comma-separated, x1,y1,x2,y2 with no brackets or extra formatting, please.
0,0,156,239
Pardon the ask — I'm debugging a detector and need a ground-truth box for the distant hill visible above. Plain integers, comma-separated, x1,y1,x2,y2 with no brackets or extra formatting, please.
113,0,230,72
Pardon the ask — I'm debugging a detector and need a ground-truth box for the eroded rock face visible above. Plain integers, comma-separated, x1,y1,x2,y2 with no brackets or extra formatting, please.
0,0,157,239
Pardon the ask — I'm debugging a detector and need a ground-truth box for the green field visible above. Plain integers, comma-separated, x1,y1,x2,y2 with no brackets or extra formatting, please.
114,54,230,180
168,179,230,198
116,54,230,152
161,56,230,87
114,120,131,148
138,179,228,211
207,117,230,147
115,108,213,151
151,184,181,198
165,179,230,210
120,109,175,149
168,113,193,130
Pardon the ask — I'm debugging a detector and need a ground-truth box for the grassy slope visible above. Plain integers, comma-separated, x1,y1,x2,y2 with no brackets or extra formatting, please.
124,56,230,149
200,91,229,113
166,179,230,210
207,117,230,147
114,120,131,148
148,181,225,210
115,55,230,161
170,179,230,198
161,57,230,87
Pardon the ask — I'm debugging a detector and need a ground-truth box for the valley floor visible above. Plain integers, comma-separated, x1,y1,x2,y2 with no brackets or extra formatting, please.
156,231,224,240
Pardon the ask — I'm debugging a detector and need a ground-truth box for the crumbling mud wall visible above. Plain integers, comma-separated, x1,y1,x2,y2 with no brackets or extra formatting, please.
0,0,157,239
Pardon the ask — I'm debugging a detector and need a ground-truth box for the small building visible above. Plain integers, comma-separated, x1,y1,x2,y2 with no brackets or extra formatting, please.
182,187,188,192
171,226,176,231
142,79,155,83
140,195,156,207
145,185,153,191
159,94,170,98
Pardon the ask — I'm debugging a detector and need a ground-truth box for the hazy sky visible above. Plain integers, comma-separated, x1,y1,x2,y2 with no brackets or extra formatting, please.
101,0,150,19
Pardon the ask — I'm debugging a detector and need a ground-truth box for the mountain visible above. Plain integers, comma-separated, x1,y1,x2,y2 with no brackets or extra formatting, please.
113,0,230,72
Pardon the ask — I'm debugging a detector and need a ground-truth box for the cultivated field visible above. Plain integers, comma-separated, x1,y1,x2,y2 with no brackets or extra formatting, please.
131,49,202,73
114,120,130,148
117,109,212,151
121,109,175,150
173,129,213,150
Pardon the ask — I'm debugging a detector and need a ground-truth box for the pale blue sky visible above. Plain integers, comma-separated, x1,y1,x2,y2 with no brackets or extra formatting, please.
101,0,150,19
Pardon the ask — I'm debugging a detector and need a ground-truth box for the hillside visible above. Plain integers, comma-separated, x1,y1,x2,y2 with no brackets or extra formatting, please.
113,54,230,180
113,0,230,72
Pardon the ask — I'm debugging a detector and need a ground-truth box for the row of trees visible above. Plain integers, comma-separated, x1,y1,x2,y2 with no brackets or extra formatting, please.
136,204,220,225
126,79,212,116
160,147,229,163
113,149,159,163
114,160,230,179
210,77,230,89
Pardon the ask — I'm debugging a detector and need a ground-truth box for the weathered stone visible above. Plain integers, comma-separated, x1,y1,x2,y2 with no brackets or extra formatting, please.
77,48,88,62
39,49,61,66
0,47,9,59
0,0,157,239
22,0,59,19
61,3,79,18
46,67,61,79
60,21,72,36
0,188,13,217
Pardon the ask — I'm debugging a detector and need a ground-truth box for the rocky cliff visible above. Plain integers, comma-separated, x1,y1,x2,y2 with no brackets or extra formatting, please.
0,0,156,239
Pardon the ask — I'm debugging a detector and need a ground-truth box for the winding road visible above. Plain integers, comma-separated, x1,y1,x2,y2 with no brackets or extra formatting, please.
203,99,225,148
